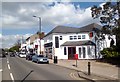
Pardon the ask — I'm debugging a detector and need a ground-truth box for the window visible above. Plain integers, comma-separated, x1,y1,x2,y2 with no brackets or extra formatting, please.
69,36,73,40
55,37,59,48
60,36,62,40
82,35,86,39
74,36,77,39
64,47,67,55
78,35,81,39
88,46,91,55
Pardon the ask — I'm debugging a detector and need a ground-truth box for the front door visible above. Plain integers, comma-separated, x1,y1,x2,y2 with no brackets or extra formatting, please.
78,46,86,59
68,47,76,59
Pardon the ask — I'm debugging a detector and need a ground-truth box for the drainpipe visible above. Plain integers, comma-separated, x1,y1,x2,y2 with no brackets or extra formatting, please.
95,35,97,59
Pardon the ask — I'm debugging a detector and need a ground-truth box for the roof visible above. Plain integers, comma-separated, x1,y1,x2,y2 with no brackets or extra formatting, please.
45,26,80,37
61,40,96,46
79,23,102,32
45,23,101,37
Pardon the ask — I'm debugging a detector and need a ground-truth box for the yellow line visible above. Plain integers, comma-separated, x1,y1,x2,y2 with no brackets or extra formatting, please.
69,73,75,80
70,72,82,80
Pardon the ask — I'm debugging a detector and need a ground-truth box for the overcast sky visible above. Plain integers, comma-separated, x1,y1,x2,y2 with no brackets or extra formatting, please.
1,0,105,48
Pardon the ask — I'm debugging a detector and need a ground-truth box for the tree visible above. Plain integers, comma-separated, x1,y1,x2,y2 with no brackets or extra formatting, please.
91,1,120,52
9,45,20,52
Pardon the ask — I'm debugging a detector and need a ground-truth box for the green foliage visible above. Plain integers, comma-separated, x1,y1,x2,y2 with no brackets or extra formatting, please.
100,47,120,58
9,45,20,52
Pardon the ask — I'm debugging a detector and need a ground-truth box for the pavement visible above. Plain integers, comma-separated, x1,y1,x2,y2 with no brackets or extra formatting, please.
49,59,120,82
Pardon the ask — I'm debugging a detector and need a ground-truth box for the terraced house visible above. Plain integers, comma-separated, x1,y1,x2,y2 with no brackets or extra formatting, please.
44,23,116,59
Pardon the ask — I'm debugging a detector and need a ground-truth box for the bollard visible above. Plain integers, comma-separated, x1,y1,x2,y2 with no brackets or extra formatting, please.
54,56,57,64
76,60,77,67
88,62,91,75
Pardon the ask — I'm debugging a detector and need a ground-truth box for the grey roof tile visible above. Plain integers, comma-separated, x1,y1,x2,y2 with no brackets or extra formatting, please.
45,23,101,37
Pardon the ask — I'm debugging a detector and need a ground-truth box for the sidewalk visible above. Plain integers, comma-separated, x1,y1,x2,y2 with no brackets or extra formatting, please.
49,59,119,81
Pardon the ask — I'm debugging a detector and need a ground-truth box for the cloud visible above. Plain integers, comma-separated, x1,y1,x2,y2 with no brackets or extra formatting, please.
1,2,104,48
2,2,100,30
0,34,32,48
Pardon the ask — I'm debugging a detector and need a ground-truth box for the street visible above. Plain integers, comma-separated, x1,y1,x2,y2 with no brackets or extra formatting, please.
2,56,86,81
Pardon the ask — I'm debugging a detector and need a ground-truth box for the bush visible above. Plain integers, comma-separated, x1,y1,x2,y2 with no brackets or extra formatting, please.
100,47,119,58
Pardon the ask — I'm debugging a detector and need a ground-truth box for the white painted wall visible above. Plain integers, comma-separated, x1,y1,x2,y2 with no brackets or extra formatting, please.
33,39,44,55
52,33,91,59
44,32,116,59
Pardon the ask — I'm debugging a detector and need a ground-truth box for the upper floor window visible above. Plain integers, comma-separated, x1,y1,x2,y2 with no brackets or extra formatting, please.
78,35,81,39
82,35,86,39
60,36,62,40
69,36,73,40
74,36,77,40
55,36,59,48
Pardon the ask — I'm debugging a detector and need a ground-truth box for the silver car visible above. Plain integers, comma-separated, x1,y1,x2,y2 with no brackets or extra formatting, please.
32,55,49,64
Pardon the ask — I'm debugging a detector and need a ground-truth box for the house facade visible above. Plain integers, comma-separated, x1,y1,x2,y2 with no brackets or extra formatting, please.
44,23,116,59
25,32,45,55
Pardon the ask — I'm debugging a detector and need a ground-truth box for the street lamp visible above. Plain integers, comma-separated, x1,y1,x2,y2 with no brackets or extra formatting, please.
33,15,41,54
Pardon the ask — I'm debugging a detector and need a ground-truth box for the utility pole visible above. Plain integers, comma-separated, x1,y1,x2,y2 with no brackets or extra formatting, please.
33,15,41,55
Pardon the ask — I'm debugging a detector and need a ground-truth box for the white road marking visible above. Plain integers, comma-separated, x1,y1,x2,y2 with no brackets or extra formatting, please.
8,64,10,70
70,72,83,80
7,60,9,64
0,69,2,72
10,73,14,82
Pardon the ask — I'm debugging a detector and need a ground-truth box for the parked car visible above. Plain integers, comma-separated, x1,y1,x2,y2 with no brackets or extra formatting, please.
10,52,15,57
26,53,35,60
32,55,49,64
0,49,6,58
19,52,26,58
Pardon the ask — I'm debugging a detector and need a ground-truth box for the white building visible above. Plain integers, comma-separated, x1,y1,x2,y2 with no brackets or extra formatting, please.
44,23,116,59
33,38,44,55
25,32,45,55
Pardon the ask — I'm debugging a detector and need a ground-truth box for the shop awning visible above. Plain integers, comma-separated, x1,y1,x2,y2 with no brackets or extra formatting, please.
61,40,95,46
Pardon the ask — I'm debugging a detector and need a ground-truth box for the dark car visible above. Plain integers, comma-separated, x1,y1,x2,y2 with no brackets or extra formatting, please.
10,52,15,57
26,53,35,60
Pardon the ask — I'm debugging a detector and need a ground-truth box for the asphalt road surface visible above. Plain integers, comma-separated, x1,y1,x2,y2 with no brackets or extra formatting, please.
2,55,87,82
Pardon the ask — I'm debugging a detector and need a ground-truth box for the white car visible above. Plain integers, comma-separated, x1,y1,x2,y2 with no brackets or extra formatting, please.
19,53,26,58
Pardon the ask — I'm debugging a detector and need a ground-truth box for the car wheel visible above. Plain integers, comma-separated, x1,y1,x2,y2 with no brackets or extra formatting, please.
32,59,34,62
47,61,49,64
37,60,39,64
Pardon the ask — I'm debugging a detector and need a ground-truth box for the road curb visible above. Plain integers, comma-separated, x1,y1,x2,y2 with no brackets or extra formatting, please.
50,63,95,81
50,63,118,81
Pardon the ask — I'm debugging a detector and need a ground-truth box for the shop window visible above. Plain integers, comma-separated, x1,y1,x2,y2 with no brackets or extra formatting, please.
88,46,91,55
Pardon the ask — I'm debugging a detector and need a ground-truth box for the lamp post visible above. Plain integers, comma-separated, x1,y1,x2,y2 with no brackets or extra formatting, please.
33,15,41,54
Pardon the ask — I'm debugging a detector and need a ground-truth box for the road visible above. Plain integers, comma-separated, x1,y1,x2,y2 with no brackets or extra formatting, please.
2,55,87,81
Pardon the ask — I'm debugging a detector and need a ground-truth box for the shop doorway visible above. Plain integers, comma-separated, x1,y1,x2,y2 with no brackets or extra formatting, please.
68,47,76,59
